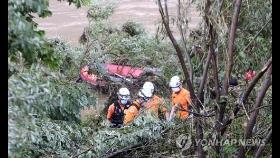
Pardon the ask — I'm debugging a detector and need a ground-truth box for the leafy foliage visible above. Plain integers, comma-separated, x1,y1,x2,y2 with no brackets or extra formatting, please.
8,0,272,157
8,0,53,65
8,0,90,70
8,41,97,157
122,21,145,36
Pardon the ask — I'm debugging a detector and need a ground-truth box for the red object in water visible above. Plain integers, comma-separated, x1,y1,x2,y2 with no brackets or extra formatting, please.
245,70,256,81
103,64,144,78
79,63,159,86
80,65,98,85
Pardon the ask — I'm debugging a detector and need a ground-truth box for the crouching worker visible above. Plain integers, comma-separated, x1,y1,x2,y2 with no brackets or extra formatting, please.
124,82,169,125
107,87,131,128
168,76,192,122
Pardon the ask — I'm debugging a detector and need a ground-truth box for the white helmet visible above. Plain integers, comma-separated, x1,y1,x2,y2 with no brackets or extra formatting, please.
169,76,182,92
118,87,130,100
142,82,154,94
138,88,153,99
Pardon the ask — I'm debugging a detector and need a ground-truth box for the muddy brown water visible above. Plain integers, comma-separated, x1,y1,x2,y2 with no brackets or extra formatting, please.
35,0,201,46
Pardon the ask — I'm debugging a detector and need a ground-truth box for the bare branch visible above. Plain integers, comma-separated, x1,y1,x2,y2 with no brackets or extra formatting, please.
234,105,270,118
255,128,272,158
198,48,212,100
246,66,272,137
237,66,272,158
164,0,169,24
211,51,220,101
198,10,218,102
241,18,271,53
203,0,220,101
241,57,272,103
220,58,272,135
177,0,193,83
222,0,242,95
104,143,144,158
157,0,196,102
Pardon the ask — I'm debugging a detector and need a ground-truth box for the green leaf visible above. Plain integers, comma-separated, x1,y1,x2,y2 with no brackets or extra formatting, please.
239,51,246,59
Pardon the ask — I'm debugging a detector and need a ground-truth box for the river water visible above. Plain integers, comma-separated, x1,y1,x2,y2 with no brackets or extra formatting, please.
35,0,201,46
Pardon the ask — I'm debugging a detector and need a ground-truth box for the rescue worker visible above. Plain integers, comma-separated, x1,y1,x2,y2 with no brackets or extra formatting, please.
124,82,169,125
168,76,192,121
140,82,169,120
107,87,131,128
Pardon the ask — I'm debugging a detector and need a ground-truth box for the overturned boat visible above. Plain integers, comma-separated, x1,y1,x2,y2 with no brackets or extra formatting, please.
77,63,162,90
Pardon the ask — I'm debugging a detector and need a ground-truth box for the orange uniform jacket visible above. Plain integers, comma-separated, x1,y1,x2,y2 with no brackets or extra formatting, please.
123,95,167,125
144,95,167,117
107,102,126,121
172,88,191,119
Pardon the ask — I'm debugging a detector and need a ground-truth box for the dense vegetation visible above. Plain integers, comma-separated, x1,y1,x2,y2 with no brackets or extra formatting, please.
8,0,271,157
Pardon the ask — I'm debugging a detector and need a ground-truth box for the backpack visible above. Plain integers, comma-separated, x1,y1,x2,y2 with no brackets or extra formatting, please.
111,100,131,125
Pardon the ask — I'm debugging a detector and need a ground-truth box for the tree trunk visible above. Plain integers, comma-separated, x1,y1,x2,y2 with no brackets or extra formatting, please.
255,128,272,158
198,48,212,101
211,50,220,101
222,0,242,95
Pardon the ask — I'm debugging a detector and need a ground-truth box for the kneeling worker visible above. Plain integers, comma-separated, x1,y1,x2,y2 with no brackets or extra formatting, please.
107,87,131,128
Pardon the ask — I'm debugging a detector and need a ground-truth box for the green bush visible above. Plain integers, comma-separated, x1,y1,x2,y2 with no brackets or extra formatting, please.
8,59,97,157
122,21,145,36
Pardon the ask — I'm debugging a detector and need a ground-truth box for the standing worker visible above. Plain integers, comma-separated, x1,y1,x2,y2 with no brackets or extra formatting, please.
107,87,131,128
124,82,169,125
168,76,192,121
139,82,169,120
